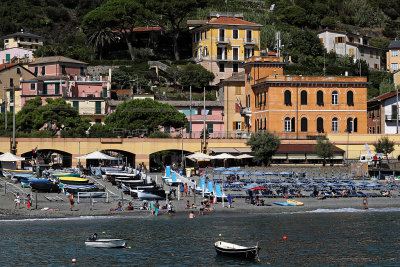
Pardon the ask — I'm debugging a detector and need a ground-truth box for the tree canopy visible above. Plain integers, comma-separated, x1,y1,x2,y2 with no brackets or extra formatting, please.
178,63,215,90
104,99,187,136
314,138,334,166
246,131,280,166
373,136,395,162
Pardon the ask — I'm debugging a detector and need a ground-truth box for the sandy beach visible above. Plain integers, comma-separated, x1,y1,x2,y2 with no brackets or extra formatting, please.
1,170,400,220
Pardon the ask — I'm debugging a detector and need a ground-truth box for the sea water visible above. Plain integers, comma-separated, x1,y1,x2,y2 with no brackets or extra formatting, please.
1,208,400,266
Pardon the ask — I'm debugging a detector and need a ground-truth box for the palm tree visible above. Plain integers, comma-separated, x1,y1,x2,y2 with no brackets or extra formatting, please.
87,27,118,60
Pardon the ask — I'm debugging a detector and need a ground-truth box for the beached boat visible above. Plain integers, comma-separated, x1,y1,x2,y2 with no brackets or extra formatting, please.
287,200,304,206
52,173,80,178
30,182,61,193
273,201,297,206
214,241,260,259
62,184,100,194
3,168,33,175
85,238,127,248
58,177,89,185
132,186,166,200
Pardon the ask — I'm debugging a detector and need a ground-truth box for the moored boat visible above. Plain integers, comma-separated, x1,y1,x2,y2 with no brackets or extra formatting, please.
30,182,61,193
85,234,127,248
214,241,260,259
58,177,89,185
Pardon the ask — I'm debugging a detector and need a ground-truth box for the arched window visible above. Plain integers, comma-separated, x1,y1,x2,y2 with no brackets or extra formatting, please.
263,91,266,106
346,118,353,132
291,118,295,132
354,118,358,132
301,117,308,132
284,90,291,106
332,117,338,132
301,91,307,105
317,117,324,133
259,118,262,130
264,118,267,130
332,91,338,105
317,90,324,106
347,91,354,106
284,117,291,132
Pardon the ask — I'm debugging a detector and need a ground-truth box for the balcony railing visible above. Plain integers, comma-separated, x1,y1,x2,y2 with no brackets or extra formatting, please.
243,39,257,46
385,115,399,121
216,38,230,45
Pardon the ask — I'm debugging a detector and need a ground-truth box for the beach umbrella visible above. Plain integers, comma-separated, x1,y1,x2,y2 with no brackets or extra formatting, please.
235,154,254,159
76,151,117,160
222,171,235,175
0,152,25,161
227,167,241,171
211,153,236,159
236,171,250,176
213,167,226,172
251,171,264,176
186,152,212,161
243,183,260,189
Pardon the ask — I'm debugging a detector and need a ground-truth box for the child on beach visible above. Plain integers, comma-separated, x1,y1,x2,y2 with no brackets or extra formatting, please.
14,193,20,209
69,194,75,211
363,196,368,209
27,194,32,210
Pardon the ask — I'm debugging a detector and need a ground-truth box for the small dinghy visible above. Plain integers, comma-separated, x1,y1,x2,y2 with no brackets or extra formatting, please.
85,234,127,248
214,241,260,259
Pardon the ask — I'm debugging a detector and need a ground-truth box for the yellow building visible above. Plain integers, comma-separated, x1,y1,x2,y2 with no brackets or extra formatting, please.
386,40,400,72
219,71,247,138
0,63,35,113
3,30,43,51
190,12,262,85
66,99,107,125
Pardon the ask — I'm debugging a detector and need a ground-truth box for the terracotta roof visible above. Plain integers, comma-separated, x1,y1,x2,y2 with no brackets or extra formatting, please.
316,29,347,35
221,71,245,83
206,17,262,27
276,144,344,154
368,91,400,103
388,40,400,50
132,27,162,32
29,56,88,66
0,63,18,71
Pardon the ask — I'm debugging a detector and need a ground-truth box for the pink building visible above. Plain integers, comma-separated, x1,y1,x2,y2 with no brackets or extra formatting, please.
0,48,33,64
20,56,111,123
159,100,225,138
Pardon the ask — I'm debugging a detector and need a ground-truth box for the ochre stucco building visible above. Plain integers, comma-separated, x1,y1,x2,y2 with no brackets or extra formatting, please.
242,56,368,138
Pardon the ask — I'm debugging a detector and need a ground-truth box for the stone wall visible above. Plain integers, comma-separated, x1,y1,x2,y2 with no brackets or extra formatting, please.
87,65,119,77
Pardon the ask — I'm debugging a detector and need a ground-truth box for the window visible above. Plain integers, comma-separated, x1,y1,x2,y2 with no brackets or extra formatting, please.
317,117,324,133
186,124,191,133
263,92,266,106
164,126,170,133
80,67,85,76
284,90,291,105
259,118,262,130
61,65,66,75
95,102,101,114
245,48,254,59
207,123,213,133
377,126,380,134
9,90,14,103
332,118,338,132
391,63,398,70
234,121,242,130
204,31,207,39
103,88,107,98
30,83,35,90
284,117,291,132
219,29,225,42
374,64,379,69
317,90,324,106
10,106,13,113
301,118,308,132
232,29,238,39
291,118,295,132
377,108,380,117
300,91,307,105
246,30,252,43
203,46,208,57
55,83,60,94
34,67,38,76
16,68,20,74
219,63,225,72
360,49,364,56
233,47,239,60
73,101,79,111
43,83,47,95
354,118,358,132
9,78,13,87
232,63,239,73
392,50,398,57
208,108,212,115
347,91,354,106
332,91,338,105
346,118,353,132
217,47,227,60
392,105,398,120
235,86,241,95
335,36,345,43
41,66,45,75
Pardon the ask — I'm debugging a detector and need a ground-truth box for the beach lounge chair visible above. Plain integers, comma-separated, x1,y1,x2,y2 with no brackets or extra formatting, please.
165,166,171,178
171,172,177,183
215,184,226,201
208,181,214,194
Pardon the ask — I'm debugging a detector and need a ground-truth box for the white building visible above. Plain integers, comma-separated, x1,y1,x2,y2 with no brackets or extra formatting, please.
317,29,381,70
0,48,33,64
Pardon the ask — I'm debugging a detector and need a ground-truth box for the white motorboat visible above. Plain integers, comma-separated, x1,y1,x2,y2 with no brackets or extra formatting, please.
85,238,127,248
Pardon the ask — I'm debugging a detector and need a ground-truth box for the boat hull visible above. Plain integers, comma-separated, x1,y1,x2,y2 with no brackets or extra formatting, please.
30,182,61,193
214,241,260,259
137,190,166,200
85,239,127,248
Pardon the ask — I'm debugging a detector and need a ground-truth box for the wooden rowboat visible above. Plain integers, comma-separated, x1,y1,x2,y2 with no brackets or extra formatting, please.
214,241,260,259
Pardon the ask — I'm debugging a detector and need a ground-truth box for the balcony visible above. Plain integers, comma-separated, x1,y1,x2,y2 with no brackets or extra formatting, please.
216,55,229,61
240,107,252,116
216,38,230,45
243,39,257,46
385,115,399,121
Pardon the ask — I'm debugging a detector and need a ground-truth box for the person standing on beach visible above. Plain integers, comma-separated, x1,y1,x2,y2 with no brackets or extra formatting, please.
363,196,368,209
27,194,32,210
154,200,160,216
184,183,188,197
14,193,20,209
199,202,204,216
69,194,75,211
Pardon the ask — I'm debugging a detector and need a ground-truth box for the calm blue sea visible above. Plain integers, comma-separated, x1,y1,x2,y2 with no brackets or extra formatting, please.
1,208,400,266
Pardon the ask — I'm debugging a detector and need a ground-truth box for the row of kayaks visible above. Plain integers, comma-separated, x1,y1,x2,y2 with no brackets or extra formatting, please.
273,200,304,206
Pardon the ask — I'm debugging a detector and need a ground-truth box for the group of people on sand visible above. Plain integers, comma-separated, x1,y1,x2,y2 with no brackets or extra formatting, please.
14,193,32,210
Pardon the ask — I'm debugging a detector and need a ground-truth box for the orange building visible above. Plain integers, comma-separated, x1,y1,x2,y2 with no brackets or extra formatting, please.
241,56,368,138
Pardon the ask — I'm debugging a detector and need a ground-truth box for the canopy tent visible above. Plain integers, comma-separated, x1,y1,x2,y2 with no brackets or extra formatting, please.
0,152,25,162
75,151,117,160
186,152,212,161
0,152,26,170
235,154,254,159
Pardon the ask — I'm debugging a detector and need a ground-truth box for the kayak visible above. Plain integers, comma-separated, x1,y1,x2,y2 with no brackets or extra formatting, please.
287,200,304,206
273,202,297,206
